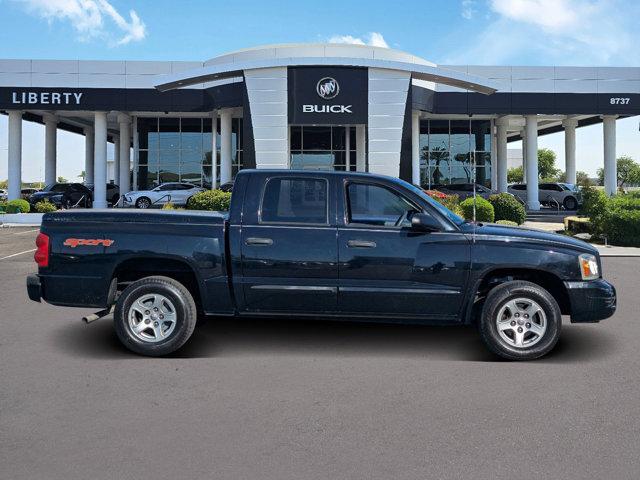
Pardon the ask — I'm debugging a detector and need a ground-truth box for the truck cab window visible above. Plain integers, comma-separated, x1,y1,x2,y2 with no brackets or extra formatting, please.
261,178,327,224
347,183,419,228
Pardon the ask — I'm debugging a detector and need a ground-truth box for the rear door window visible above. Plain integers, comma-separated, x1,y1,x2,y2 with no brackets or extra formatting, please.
260,177,328,224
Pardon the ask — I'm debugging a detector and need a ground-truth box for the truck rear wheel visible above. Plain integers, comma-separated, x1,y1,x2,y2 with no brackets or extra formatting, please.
114,276,197,356
479,280,561,360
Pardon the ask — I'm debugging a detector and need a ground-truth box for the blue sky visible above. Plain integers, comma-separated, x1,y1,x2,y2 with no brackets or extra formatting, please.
1,0,639,181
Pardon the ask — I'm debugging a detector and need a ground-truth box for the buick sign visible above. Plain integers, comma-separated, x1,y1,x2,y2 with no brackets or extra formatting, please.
316,77,339,99
288,67,367,124
303,76,351,114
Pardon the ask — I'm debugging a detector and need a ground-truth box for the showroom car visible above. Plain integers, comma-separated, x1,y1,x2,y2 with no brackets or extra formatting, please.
428,183,505,201
29,183,93,209
508,182,582,210
86,183,120,206
122,182,205,209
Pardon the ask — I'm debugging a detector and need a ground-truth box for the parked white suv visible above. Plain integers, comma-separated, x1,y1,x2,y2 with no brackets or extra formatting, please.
508,182,582,210
123,182,205,209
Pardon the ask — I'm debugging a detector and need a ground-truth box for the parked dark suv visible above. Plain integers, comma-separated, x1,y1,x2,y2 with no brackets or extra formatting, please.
29,183,93,209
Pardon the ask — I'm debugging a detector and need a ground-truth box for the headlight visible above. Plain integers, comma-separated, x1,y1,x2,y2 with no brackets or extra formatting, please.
579,253,599,280
50,194,63,201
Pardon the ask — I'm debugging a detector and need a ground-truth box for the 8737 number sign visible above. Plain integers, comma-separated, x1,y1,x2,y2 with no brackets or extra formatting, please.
610,97,630,105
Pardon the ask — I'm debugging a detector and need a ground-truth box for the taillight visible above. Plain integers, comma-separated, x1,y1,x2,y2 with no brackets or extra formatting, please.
34,232,50,268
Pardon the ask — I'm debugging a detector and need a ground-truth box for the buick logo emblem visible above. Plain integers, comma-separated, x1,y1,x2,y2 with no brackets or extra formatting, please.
316,77,339,99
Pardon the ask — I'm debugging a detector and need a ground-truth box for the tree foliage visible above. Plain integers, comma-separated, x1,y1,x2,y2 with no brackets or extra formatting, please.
596,156,640,187
537,148,560,181
507,166,524,183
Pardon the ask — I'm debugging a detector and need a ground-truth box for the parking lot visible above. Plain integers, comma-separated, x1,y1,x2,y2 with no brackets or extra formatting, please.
1,225,639,480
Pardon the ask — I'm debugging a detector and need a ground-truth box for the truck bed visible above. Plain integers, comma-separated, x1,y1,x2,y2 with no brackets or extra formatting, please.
36,208,232,312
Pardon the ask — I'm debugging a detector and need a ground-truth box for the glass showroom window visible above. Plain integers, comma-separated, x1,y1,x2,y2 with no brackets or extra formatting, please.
136,117,243,190
418,119,491,189
290,126,356,171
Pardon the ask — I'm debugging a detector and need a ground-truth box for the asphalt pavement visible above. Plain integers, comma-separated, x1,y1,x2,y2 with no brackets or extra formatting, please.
1,226,639,480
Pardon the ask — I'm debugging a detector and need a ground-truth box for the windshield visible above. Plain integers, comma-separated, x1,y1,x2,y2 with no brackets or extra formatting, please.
400,179,466,226
561,183,578,192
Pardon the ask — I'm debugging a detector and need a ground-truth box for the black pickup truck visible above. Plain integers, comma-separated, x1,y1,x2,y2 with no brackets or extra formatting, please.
27,170,616,360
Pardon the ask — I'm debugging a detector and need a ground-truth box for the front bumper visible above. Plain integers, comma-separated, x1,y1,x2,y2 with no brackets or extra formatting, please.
27,274,42,303
565,279,616,323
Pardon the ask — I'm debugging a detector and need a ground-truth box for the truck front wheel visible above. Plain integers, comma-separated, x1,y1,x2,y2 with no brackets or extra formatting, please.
479,280,561,360
114,276,197,356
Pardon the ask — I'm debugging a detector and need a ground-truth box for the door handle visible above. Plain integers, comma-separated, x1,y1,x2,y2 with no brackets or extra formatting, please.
347,239,376,248
245,237,273,246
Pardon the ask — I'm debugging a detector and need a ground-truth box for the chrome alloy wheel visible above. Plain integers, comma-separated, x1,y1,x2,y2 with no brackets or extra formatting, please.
496,297,547,348
128,293,177,343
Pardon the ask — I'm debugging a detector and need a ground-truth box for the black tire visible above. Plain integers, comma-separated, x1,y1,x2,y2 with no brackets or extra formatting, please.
479,280,561,361
563,196,577,211
135,197,151,209
114,276,197,356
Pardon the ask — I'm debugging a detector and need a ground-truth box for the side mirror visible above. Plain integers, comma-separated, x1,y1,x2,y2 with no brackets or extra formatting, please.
411,213,440,232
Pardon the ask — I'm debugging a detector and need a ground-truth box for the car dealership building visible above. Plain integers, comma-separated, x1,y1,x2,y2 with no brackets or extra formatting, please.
1,43,639,209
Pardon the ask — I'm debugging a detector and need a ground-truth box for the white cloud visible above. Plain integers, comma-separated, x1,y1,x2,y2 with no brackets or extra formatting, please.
327,32,389,48
14,0,147,46
447,0,640,65
461,0,477,19
490,0,580,29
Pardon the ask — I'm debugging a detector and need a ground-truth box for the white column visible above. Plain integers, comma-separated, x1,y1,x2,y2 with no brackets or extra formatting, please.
210,110,218,189
525,115,540,210
356,125,366,172
522,127,529,187
84,126,94,185
7,110,22,201
496,117,509,193
118,114,131,194
411,111,420,185
93,112,108,209
132,116,139,191
563,118,578,185
113,135,120,185
43,113,58,186
603,115,618,196
220,109,232,184
490,119,497,191
345,125,351,171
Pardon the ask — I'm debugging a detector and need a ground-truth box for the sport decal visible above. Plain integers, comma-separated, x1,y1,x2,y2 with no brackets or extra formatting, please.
63,238,115,248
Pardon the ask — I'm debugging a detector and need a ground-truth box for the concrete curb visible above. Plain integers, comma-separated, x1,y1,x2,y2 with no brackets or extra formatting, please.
594,245,640,257
0,213,44,226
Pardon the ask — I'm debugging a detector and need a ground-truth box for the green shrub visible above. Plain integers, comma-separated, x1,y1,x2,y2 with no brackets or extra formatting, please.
186,190,232,211
162,202,185,211
489,193,526,225
6,199,30,214
608,195,640,211
496,219,518,226
0,200,6,213
34,200,58,213
579,186,608,235
430,193,463,217
601,207,640,247
460,196,495,222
